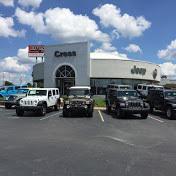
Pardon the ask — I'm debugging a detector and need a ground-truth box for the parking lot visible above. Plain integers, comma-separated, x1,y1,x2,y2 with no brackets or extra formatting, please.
1,107,176,176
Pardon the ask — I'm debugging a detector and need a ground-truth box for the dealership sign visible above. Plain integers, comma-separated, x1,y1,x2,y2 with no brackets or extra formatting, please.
131,65,146,75
28,45,45,57
54,51,76,57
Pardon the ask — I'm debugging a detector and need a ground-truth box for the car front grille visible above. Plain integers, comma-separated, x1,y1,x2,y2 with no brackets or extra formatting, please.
71,101,85,107
128,101,141,108
24,100,34,106
8,96,15,101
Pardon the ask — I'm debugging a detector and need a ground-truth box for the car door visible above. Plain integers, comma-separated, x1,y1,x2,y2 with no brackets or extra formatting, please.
47,90,53,107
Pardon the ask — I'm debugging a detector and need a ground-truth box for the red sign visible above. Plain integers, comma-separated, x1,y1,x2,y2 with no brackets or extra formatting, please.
28,45,45,57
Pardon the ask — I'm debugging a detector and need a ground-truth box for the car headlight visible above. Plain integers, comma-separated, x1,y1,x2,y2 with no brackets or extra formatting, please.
86,100,91,104
34,100,38,104
65,100,70,104
120,103,126,107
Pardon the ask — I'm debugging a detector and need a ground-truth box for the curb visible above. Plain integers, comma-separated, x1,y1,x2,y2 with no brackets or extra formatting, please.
0,105,106,110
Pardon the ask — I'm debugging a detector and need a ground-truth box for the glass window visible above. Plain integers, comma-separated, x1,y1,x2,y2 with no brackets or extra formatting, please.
56,90,59,95
165,91,176,97
69,89,90,96
28,90,47,96
7,87,14,91
52,90,55,96
15,86,20,89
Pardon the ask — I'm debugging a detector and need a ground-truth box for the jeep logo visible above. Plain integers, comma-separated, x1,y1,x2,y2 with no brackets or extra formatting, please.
131,65,146,75
55,51,76,57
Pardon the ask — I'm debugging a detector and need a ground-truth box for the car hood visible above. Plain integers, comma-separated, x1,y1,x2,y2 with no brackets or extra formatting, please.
68,96,91,101
22,96,46,101
118,97,142,102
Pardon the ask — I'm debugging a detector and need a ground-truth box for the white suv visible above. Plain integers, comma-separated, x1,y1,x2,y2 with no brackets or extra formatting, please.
16,88,60,116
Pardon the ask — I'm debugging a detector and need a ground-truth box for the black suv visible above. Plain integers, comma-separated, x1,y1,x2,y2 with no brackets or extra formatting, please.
106,88,149,118
63,86,94,117
147,89,176,119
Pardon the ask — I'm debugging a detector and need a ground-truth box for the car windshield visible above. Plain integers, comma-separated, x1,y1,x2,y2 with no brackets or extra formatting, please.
28,90,47,96
117,91,139,97
165,91,176,98
69,89,90,96
17,89,29,94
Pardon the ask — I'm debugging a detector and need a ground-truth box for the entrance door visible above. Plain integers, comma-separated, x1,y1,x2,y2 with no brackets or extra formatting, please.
63,79,75,95
55,65,75,95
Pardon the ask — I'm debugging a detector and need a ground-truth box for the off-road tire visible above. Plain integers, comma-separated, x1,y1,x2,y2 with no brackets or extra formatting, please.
166,106,174,120
5,103,12,109
87,111,93,118
16,108,24,116
141,112,148,119
40,104,47,116
116,107,122,118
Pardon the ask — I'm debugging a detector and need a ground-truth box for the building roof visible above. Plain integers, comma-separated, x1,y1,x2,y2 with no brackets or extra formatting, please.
90,52,129,60
90,52,160,66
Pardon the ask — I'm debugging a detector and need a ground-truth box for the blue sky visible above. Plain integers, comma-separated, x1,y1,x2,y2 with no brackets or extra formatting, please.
0,0,176,84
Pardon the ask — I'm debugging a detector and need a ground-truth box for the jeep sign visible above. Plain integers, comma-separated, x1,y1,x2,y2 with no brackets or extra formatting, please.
55,51,76,57
131,65,146,75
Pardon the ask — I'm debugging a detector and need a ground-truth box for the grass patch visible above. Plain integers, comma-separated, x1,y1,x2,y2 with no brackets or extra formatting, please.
93,96,106,107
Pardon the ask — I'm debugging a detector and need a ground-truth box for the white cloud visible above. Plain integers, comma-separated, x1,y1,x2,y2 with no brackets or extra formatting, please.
0,57,30,73
157,39,176,60
15,7,110,43
93,4,151,38
18,0,42,8
0,16,26,37
0,0,14,6
15,8,46,34
160,62,176,78
0,46,36,84
17,47,36,64
125,44,142,53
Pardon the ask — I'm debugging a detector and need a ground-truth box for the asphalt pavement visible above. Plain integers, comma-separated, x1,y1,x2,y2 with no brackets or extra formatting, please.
0,107,176,176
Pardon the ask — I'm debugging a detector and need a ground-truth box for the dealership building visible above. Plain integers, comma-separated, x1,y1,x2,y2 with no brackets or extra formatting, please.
32,41,161,95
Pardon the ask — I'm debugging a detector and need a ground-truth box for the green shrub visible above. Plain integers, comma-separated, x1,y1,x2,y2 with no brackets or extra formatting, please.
94,97,106,107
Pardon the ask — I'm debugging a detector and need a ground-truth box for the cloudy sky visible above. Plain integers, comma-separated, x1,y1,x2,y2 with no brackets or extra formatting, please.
0,0,176,85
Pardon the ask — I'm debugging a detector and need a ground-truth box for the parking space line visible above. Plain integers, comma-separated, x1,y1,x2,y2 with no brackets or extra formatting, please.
40,112,61,121
149,116,164,123
98,110,104,122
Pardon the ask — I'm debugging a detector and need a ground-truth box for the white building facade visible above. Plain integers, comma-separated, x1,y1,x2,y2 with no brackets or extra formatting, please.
33,41,161,95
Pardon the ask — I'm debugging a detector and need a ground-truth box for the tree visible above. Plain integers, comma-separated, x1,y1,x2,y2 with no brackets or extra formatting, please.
4,81,13,86
27,82,33,87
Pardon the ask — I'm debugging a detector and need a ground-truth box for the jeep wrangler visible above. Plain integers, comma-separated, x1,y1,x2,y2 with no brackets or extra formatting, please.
63,86,94,117
106,88,149,118
16,88,60,116
147,89,176,119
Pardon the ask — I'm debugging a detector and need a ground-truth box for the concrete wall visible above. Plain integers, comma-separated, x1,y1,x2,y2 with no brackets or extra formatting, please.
44,41,90,88
91,59,161,82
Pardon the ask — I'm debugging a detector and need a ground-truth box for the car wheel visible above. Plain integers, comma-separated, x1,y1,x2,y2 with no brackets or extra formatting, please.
106,104,111,114
63,110,69,117
5,103,11,109
16,108,24,116
166,107,173,119
87,111,93,118
141,112,148,119
116,107,122,118
149,104,154,113
40,104,47,116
